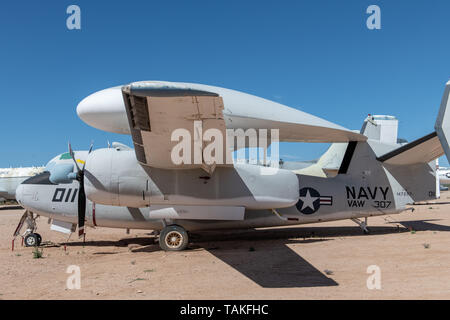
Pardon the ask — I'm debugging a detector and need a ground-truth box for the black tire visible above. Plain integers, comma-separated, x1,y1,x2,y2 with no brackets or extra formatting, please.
24,233,38,247
35,233,42,246
159,225,189,251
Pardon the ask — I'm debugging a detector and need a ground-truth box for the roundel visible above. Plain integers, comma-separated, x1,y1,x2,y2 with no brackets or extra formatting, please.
296,187,333,215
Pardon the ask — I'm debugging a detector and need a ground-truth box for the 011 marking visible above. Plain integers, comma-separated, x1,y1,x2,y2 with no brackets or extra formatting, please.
52,188,78,203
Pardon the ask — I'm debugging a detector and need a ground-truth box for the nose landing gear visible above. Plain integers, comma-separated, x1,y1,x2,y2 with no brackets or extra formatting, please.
24,233,42,247
12,210,42,249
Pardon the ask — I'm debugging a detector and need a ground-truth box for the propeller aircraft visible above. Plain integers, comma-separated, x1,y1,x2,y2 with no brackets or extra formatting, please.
14,80,450,251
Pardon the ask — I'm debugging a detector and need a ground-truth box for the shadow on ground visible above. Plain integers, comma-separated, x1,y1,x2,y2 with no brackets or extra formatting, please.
394,219,450,232
204,238,337,288
58,224,416,289
0,206,23,211
192,224,408,243
63,237,156,248
187,225,408,289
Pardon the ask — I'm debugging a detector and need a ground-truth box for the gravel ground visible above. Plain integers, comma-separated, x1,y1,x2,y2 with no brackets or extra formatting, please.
1,193,450,300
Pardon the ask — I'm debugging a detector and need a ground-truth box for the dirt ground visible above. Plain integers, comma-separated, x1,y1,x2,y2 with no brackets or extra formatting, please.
1,193,450,300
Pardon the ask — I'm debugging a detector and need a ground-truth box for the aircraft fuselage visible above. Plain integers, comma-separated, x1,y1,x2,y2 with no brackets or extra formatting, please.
16,147,409,233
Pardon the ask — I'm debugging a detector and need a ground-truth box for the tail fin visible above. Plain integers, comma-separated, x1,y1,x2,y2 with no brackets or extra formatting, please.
360,115,399,144
377,81,450,165
434,80,450,160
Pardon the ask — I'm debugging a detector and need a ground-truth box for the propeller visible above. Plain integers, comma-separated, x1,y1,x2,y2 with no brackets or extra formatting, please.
68,142,93,238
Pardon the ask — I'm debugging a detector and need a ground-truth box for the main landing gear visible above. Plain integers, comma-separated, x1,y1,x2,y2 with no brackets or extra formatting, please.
351,217,370,234
158,225,189,251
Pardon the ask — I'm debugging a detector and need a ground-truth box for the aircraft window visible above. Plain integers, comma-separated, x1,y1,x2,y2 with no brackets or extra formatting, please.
21,171,56,185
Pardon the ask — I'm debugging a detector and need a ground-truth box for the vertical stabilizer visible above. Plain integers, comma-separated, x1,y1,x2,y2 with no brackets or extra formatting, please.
434,81,450,161
360,115,398,144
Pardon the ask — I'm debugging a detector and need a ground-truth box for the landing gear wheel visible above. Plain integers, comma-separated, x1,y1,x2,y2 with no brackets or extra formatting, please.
159,225,189,251
24,233,39,247
35,233,42,245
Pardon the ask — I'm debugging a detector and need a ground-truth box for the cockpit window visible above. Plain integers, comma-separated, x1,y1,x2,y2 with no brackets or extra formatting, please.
21,171,56,185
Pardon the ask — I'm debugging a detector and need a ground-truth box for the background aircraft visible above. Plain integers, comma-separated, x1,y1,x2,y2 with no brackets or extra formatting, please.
437,166,450,185
0,167,44,202
15,80,450,251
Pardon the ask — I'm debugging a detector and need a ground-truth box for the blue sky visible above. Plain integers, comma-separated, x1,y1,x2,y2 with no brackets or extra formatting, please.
0,0,449,167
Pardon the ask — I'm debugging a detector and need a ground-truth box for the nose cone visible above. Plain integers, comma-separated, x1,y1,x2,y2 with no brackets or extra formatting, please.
77,86,130,134
15,184,24,205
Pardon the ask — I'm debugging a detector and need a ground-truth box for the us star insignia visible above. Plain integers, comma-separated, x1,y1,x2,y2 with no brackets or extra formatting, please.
296,187,332,214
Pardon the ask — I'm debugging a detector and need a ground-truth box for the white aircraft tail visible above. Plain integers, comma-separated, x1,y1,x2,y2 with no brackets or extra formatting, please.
376,81,450,166
360,114,398,144
434,80,450,160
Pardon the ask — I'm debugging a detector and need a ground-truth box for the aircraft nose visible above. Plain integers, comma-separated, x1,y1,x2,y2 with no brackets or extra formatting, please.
76,86,130,134
15,181,34,208
15,184,24,205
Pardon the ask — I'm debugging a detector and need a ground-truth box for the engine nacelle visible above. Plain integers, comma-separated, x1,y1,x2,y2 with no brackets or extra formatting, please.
84,148,300,210
84,148,152,207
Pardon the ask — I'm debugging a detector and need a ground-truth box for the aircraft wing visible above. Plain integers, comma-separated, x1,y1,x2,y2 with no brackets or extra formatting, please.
121,81,367,172
122,82,231,173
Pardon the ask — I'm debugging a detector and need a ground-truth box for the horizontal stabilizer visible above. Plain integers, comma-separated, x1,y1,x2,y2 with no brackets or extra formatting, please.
377,132,443,165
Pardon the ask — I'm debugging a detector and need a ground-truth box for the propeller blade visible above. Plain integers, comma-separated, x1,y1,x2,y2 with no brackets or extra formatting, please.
78,173,86,237
68,142,91,237
68,142,81,173
82,142,94,171
88,141,94,153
